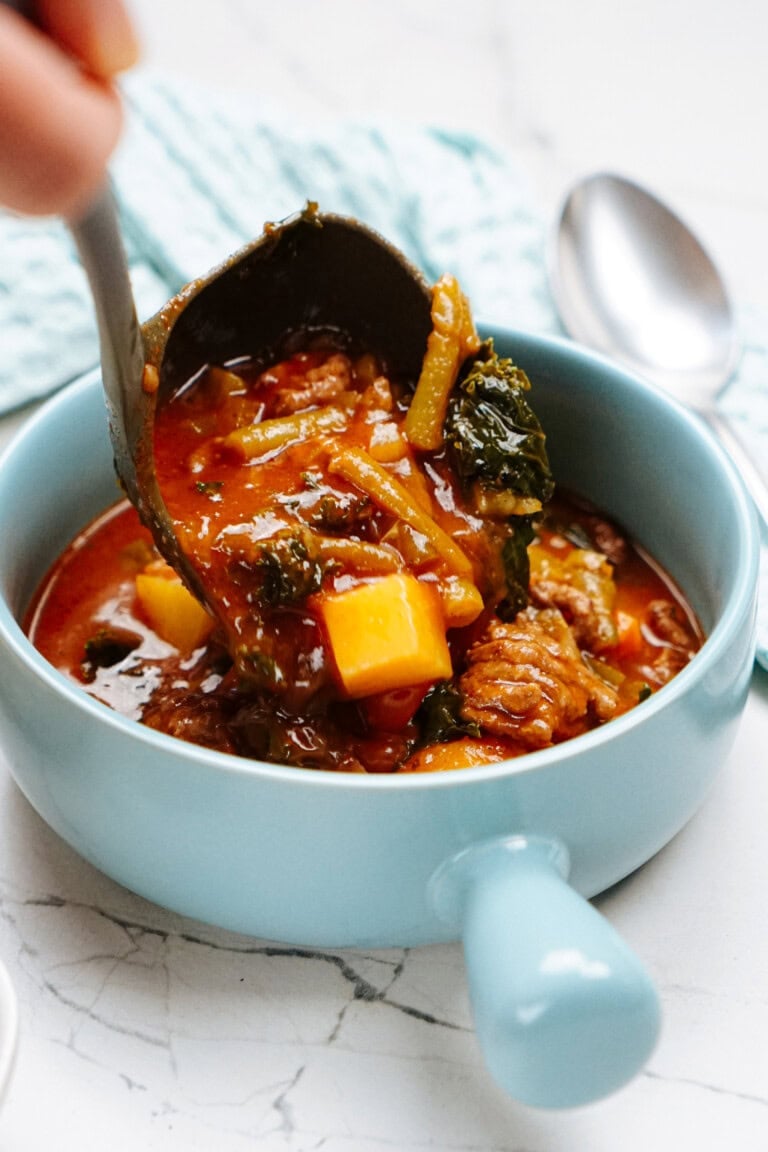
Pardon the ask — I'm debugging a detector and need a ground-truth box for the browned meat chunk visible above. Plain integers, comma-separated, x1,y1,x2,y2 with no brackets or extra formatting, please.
143,691,239,755
459,609,619,749
643,599,700,685
274,353,353,414
647,599,697,649
529,546,618,651
583,514,627,566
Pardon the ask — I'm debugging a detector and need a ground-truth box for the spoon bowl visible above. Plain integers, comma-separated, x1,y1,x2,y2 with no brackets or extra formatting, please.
550,172,738,406
550,172,768,524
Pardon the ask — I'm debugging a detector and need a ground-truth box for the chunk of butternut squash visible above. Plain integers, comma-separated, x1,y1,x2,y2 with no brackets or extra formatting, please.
135,563,214,653
317,572,452,698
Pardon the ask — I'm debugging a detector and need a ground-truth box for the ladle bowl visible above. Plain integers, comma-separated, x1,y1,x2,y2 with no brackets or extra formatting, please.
80,204,433,618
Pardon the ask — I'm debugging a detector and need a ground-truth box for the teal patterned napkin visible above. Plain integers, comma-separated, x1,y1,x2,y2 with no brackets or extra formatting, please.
0,71,553,410
2,71,767,665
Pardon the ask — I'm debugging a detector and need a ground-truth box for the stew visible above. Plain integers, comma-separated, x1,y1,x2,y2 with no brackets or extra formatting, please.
25,276,703,772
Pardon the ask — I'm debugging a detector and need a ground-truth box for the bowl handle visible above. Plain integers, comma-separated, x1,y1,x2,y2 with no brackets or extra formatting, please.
429,834,660,1108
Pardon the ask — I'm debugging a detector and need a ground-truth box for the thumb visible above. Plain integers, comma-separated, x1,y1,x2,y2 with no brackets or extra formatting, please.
0,6,126,216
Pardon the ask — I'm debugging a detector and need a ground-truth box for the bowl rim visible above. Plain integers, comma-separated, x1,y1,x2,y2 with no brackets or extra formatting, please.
0,328,759,794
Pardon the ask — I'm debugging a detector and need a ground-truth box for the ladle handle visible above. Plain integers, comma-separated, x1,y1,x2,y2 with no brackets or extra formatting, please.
430,835,660,1109
68,184,145,468
703,408,768,529
70,189,195,591
2,0,144,474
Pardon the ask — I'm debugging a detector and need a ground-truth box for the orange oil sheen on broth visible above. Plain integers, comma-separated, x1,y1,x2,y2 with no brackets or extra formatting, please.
151,347,494,705
25,346,704,773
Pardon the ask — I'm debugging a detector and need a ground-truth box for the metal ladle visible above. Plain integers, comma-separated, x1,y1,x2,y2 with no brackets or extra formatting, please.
0,1,191,592
549,172,768,525
7,0,432,622
84,203,434,619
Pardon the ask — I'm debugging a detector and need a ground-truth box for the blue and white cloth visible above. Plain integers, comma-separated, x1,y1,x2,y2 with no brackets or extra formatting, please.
2,71,768,664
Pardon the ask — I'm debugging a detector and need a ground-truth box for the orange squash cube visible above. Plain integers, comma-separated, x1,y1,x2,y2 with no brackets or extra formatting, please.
135,567,214,654
317,572,452,698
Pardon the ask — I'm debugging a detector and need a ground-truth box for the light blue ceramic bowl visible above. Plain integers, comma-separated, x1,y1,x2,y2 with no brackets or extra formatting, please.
0,327,758,1109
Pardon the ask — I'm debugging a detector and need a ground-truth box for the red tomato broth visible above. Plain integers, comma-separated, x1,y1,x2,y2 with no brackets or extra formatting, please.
25,340,703,773
152,346,511,707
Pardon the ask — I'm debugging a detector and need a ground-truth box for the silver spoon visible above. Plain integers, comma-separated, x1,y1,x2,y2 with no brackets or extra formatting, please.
549,172,768,524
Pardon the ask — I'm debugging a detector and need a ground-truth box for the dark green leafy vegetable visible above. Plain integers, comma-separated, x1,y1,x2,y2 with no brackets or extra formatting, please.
498,518,536,620
235,645,283,691
195,480,224,496
232,699,331,766
415,681,479,748
445,345,554,507
251,531,325,606
81,627,142,682
445,344,554,616
309,489,372,533
222,526,328,691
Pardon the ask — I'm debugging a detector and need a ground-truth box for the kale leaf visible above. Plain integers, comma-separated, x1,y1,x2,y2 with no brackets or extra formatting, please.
445,345,554,507
254,531,324,606
498,517,536,620
414,681,479,748
445,344,554,617
81,627,142,682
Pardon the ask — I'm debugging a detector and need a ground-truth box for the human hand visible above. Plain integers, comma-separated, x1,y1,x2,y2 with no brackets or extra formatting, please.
0,0,139,218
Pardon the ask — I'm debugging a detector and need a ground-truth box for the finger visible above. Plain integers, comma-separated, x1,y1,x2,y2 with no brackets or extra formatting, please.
35,0,139,79
0,7,123,216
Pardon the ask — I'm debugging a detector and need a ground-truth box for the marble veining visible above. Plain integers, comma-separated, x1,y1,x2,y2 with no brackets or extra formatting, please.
3,714,768,1152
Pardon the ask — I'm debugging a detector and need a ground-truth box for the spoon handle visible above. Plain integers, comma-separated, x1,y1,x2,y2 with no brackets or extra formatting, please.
703,408,768,528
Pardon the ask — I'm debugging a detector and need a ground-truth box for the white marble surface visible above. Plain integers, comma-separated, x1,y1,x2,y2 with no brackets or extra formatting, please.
2,1,768,1148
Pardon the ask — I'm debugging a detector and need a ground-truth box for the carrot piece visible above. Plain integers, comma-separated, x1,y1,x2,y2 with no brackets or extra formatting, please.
316,572,452,699
361,683,431,731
